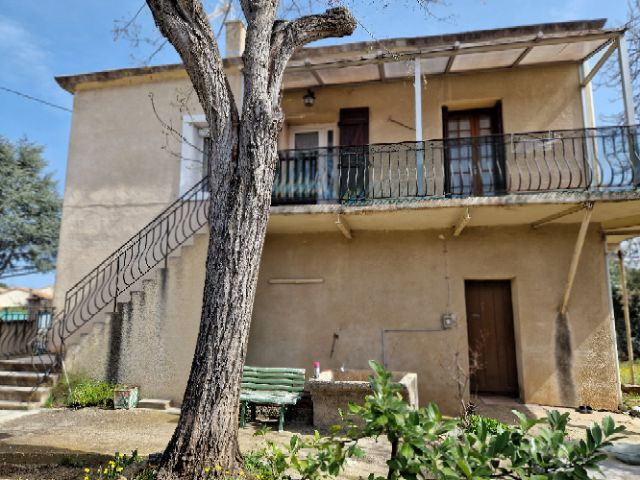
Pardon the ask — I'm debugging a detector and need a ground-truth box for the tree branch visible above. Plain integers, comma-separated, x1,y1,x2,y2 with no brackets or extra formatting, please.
146,0,238,145
267,7,356,104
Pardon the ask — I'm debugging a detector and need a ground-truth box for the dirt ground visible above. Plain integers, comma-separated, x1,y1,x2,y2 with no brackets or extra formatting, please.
0,399,638,479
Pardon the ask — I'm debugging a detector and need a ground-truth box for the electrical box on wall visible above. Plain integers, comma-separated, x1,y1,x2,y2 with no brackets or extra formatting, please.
441,312,457,329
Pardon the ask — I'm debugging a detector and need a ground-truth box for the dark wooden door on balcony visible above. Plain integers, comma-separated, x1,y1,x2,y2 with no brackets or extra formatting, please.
465,280,519,396
339,107,369,200
443,105,505,196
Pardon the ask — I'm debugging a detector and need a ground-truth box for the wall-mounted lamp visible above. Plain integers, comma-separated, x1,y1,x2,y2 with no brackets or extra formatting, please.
303,89,315,107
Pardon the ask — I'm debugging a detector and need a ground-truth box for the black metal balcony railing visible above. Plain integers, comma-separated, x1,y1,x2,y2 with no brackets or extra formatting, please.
272,126,640,205
0,307,53,358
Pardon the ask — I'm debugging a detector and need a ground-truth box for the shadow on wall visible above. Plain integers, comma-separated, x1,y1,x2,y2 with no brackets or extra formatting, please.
555,312,576,406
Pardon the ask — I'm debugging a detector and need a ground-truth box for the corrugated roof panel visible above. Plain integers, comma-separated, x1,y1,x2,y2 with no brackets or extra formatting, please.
316,64,379,84
282,71,318,89
451,48,526,72
520,38,610,64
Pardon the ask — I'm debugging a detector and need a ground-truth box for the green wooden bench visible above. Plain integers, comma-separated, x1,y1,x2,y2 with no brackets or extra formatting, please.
240,366,306,432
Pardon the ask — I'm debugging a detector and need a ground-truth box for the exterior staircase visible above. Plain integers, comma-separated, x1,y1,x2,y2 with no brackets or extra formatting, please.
0,176,210,403
0,357,58,410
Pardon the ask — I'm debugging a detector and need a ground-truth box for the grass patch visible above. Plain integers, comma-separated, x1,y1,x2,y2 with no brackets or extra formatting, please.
619,359,640,385
46,374,116,409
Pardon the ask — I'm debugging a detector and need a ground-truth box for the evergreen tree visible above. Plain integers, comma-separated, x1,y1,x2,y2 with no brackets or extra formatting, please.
0,136,61,279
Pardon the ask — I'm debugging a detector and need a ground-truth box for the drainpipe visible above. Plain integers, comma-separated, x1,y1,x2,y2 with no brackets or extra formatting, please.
618,249,635,384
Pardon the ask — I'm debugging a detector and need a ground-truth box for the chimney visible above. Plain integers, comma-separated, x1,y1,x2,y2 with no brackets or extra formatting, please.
225,20,246,58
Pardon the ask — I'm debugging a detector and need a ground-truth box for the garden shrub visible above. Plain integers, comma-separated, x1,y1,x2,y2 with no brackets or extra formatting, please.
81,362,625,479
247,360,626,480
47,374,116,408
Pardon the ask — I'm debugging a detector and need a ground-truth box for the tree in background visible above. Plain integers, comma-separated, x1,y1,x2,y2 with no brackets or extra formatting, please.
610,254,640,360
0,137,61,280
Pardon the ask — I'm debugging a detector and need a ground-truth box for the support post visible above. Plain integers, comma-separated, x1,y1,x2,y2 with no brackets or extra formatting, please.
618,36,636,126
559,202,594,315
618,249,635,385
415,58,425,196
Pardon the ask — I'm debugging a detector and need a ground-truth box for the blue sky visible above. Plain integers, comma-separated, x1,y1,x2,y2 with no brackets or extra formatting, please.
0,0,631,289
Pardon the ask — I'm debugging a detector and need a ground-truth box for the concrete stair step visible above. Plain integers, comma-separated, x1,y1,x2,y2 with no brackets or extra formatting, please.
0,386,50,403
0,357,57,373
137,398,171,410
0,399,42,410
0,371,57,387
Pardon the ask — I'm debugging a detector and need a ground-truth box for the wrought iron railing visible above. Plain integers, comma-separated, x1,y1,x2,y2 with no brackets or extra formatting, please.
1,125,638,367
0,307,53,358
272,126,640,204
59,177,210,342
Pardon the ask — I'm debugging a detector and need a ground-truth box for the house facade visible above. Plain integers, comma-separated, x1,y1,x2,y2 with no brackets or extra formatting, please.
51,19,640,413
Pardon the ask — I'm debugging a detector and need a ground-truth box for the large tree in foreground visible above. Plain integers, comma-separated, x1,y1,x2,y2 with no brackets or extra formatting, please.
0,137,61,280
145,1,355,477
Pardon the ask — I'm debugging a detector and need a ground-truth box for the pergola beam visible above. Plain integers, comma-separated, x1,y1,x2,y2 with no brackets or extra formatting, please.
335,214,352,240
618,34,636,125
285,31,620,74
559,202,594,315
511,46,533,67
531,204,587,229
453,208,471,237
603,228,640,236
581,39,618,87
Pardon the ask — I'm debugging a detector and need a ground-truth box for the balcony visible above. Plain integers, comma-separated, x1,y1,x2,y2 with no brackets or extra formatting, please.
272,126,640,206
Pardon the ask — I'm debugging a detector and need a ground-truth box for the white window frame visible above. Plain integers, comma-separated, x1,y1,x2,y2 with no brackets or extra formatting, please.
179,114,208,195
288,123,337,150
286,123,338,202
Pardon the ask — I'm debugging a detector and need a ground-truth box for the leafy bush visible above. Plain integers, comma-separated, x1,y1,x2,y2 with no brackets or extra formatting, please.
46,374,116,409
97,362,624,479
464,414,510,436
246,360,626,480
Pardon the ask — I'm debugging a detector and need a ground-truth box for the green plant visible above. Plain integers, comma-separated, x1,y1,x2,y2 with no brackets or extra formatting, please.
82,451,141,479
464,414,510,436
47,374,116,409
246,361,626,480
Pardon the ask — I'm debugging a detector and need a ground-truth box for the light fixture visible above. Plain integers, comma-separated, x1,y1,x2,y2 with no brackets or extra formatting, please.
303,89,315,107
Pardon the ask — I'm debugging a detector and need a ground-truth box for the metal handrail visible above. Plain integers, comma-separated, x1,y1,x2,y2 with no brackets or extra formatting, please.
1,125,638,366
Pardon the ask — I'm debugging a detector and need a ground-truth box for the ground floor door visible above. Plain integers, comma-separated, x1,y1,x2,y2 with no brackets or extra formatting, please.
465,280,519,396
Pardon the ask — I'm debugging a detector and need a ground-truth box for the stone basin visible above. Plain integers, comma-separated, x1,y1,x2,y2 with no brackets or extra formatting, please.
307,369,418,431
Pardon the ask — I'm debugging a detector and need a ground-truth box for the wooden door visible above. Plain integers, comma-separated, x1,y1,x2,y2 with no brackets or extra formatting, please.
465,280,518,396
443,104,505,196
339,107,369,200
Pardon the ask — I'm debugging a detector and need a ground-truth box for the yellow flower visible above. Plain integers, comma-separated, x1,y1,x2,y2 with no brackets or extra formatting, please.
225,470,230,475
204,466,211,473
118,452,125,457
215,465,222,471
83,476,89,480
256,475,263,479
117,467,124,472
103,468,109,474
84,468,90,473
239,471,245,476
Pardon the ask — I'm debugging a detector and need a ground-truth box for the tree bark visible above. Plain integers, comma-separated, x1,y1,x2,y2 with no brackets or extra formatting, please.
145,1,355,478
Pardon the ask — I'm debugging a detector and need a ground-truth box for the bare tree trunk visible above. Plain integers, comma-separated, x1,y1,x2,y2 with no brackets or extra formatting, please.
145,1,355,478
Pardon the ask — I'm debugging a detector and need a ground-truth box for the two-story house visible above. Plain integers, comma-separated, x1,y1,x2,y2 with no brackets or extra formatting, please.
41,18,640,413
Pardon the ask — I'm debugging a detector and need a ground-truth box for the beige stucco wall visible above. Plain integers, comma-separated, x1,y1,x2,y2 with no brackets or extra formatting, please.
281,63,583,144
54,62,608,414
81,222,619,414
55,63,585,317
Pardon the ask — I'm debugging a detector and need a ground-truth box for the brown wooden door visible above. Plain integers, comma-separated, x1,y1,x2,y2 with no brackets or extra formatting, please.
443,104,504,196
339,108,369,200
465,280,518,396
